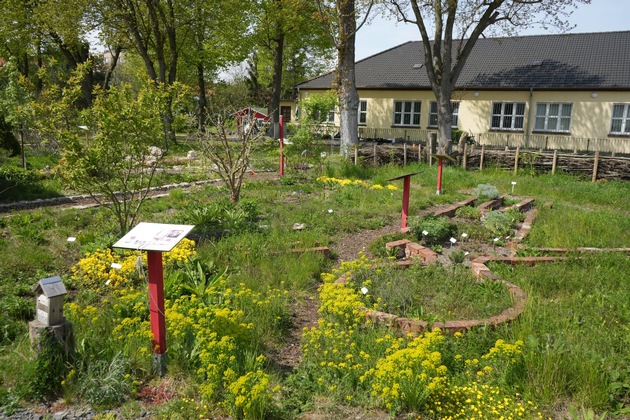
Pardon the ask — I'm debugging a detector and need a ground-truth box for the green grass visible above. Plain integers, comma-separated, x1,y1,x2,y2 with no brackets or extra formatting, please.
352,263,514,322
0,156,628,417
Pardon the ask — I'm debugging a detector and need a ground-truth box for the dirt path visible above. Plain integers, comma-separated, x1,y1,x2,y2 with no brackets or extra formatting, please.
269,219,403,373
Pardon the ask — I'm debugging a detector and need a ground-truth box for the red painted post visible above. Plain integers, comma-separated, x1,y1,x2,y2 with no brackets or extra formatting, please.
436,156,444,195
401,175,411,229
147,251,166,355
279,115,284,176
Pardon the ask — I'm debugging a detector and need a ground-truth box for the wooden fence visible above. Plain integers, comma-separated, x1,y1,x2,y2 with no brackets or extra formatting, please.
352,126,630,155
353,142,630,182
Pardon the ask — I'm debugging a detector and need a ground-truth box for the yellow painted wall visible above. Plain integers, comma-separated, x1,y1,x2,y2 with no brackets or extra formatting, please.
298,88,630,140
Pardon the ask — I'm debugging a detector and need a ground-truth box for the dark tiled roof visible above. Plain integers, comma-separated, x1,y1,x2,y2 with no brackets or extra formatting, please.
297,31,630,90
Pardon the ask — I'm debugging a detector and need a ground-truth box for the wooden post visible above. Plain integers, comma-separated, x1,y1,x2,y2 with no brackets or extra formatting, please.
479,145,485,171
513,146,520,176
418,144,422,162
592,151,600,182
373,143,377,166
354,144,358,165
148,251,167,376
552,149,558,175
403,143,407,166
462,143,468,170
279,115,284,176
401,175,411,228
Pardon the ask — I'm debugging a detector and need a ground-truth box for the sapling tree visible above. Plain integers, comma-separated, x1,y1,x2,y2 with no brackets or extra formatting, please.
55,80,186,235
197,111,269,204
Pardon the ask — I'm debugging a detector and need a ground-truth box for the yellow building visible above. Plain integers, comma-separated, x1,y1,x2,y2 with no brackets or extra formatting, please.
295,31,630,154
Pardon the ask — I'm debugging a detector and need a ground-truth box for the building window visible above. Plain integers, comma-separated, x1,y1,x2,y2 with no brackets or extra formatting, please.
326,110,335,123
610,104,630,135
359,100,367,125
393,100,421,126
429,101,459,128
534,103,572,132
280,106,292,123
491,102,526,130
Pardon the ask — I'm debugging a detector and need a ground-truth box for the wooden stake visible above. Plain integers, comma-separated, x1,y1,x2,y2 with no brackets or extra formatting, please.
354,144,358,165
592,150,600,182
403,143,407,166
513,146,520,175
462,143,468,170
552,149,558,175
479,145,485,171
373,143,377,166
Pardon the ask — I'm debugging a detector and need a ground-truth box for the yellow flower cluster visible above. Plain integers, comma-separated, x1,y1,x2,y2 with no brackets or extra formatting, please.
364,330,448,412
316,176,398,191
482,339,525,363
224,370,275,419
318,282,366,327
71,239,197,291
71,248,141,290
427,382,544,419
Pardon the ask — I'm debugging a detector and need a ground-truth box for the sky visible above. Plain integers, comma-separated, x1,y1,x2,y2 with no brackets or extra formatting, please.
355,0,630,60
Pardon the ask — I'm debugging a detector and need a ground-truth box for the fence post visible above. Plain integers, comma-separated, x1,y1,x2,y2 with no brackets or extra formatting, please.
403,143,407,166
418,143,422,162
428,132,437,166
373,143,377,166
462,143,468,170
592,151,600,182
354,144,358,165
552,149,558,175
513,146,520,175
479,145,485,171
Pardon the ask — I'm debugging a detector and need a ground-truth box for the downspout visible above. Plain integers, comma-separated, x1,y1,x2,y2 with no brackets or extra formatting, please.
525,88,534,148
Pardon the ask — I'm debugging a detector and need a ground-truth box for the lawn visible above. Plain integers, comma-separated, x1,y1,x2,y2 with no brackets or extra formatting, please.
0,149,628,419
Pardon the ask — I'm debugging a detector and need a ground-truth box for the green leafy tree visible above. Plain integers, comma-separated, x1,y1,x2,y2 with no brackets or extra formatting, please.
0,57,34,169
55,81,186,235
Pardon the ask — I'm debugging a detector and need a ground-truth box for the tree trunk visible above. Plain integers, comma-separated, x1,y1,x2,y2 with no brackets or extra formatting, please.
436,91,453,154
337,0,359,157
197,62,207,131
270,34,284,139
102,45,122,90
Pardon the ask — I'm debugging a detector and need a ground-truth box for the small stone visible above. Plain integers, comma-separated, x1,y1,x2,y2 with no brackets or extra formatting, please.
292,223,305,230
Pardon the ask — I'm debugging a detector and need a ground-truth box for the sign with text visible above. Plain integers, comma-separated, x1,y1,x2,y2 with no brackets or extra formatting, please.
113,222,194,252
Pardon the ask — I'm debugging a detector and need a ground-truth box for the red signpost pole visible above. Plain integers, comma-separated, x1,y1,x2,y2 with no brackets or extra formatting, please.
279,115,284,176
147,251,167,375
436,156,444,195
401,175,411,229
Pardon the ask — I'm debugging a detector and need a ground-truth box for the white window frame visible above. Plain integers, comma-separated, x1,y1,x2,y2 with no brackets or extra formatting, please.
491,102,526,131
534,103,572,133
359,100,367,125
429,101,459,128
393,100,421,127
610,104,630,135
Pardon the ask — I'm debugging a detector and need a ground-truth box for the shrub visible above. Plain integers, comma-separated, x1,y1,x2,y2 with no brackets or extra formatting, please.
482,211,512,237
409,215,456,245
474,184,500,200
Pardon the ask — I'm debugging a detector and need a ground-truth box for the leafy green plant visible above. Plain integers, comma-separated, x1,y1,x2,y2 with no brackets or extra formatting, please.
455,205,481,220
75,352,132,408
566,403,608,420
165,256,228,301
449,250,466,264
474,184,500,200
409,214,456,245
